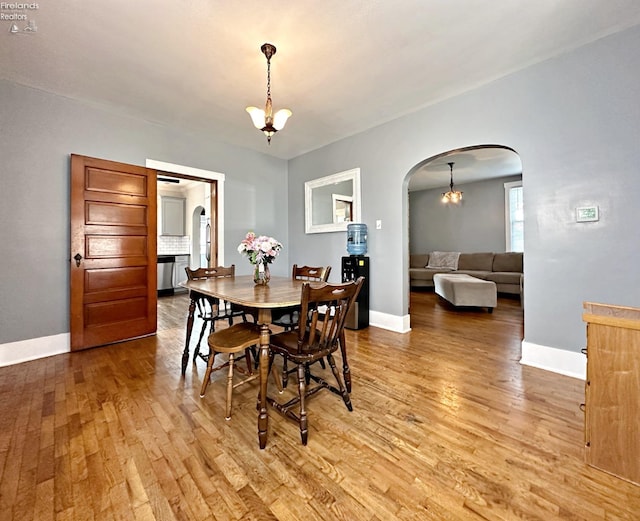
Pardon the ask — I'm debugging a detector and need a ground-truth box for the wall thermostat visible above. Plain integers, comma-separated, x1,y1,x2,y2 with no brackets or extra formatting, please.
576,206,599,222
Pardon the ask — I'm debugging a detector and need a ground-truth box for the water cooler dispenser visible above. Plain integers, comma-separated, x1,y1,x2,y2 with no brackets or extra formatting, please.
342,223,369,329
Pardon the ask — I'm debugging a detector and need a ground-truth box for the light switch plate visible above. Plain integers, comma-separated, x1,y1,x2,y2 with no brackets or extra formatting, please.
376,220,382,229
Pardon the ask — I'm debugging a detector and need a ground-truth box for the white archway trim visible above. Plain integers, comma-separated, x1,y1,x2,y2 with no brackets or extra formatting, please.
146,159,226,264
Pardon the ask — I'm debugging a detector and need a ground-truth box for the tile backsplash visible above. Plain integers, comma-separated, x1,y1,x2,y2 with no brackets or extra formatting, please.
158,235,191,255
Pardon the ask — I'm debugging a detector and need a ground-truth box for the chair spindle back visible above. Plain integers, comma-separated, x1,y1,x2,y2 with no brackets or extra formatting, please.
295,277,364,354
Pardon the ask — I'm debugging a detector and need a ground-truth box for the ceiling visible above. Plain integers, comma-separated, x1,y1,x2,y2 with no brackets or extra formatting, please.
407,146,522,192
157,174,202,194
3,1,640,161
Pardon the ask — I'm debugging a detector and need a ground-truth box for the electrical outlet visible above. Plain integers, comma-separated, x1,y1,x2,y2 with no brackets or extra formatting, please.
376,220,382,229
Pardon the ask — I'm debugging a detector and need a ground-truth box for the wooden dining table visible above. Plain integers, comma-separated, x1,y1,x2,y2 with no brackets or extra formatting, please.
180,274,313,449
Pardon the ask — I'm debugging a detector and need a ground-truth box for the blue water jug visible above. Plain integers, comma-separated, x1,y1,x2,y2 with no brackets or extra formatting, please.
346,223,368,255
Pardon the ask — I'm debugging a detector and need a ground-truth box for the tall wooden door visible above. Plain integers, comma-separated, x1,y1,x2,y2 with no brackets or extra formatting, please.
70,154,157,351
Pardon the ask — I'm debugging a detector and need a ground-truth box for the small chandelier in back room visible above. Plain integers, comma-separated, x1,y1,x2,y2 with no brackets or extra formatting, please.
246,43,292,145
441,161,463,203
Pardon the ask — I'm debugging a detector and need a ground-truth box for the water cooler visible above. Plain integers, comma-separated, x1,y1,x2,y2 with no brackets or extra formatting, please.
342,223,369,329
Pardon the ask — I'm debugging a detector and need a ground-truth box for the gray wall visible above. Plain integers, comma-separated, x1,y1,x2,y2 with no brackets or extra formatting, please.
287,25,640,353
3,25,640,360
409,175,522,254
0,80,289,345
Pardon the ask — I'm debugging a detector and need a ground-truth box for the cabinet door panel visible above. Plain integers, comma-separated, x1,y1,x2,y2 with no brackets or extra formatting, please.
161,196,185,235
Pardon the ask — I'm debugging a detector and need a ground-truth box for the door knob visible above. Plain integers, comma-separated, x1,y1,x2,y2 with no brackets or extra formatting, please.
74,253,82,267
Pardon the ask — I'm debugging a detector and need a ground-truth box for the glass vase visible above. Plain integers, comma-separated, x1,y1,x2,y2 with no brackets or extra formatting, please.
253,262,271,285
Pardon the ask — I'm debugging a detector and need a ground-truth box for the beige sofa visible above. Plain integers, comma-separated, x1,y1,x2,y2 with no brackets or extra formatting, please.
409,252,523,296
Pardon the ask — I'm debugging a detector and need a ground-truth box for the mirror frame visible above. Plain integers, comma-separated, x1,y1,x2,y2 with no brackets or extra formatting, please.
305,168,361,234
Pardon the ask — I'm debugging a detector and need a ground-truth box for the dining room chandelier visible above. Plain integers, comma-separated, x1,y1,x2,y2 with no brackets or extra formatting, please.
441,162,463,203
246,43,292,145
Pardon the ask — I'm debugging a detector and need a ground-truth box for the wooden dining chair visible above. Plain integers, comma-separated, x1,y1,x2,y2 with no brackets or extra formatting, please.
267,277,364,445
184,266,251,365
271,264,332,330
200,323,284,420
271,264,332,386
199,322,261,420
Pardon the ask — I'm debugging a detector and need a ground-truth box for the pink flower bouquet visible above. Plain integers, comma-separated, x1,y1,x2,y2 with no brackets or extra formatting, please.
237,231,283,265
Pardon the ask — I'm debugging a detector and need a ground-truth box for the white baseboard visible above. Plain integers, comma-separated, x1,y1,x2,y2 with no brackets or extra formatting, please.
0,333,70,367
520,340,586,380
0,312,412,368
0,329,584,385
369,311,411,333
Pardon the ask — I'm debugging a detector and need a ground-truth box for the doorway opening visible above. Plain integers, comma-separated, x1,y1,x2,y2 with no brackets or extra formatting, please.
147,159,225,333
156,175,215,303
147,158,226,265
405,144,523,328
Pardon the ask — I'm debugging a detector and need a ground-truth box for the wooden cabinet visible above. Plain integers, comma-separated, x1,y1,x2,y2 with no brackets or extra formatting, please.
161,196,185,236
582,302,640,486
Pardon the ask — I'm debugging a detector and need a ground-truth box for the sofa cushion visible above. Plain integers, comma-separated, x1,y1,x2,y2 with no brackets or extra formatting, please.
410,254,429,269
484,271,522,285
409,267,451,282
456,270,493,280
492,252,523,272
457,252,494,271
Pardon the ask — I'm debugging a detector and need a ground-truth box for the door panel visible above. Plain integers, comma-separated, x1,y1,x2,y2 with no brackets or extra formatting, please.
86,235,149,258
86,201,148,226
85,266,148,292
84,266,148,304
84,297,148,327
71,155,157,351
87,167,149,195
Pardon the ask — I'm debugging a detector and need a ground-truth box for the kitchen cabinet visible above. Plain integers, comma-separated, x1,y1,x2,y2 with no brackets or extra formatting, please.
161,196,185,236
582,301,640,486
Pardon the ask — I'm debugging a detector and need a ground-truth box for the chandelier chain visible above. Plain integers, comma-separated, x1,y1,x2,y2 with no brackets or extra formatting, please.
266,56,271,99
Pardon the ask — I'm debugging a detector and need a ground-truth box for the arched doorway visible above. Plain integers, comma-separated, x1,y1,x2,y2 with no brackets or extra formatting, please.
405,144,523,325
191,206,210,268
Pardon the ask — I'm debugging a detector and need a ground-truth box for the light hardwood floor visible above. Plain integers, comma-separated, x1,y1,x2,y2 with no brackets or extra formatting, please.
1,291,638,520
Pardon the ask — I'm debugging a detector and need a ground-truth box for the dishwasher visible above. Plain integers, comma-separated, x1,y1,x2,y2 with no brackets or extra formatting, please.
157,255,175,296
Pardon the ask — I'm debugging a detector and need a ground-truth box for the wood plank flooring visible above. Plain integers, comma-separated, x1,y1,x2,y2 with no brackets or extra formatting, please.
1,291,639,520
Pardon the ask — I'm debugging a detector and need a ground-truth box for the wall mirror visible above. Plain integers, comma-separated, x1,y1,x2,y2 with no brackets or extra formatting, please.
305,168,361,233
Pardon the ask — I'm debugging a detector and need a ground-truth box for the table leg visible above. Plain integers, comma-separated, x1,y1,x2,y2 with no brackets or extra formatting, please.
182,295,197,376
258,322,270,449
